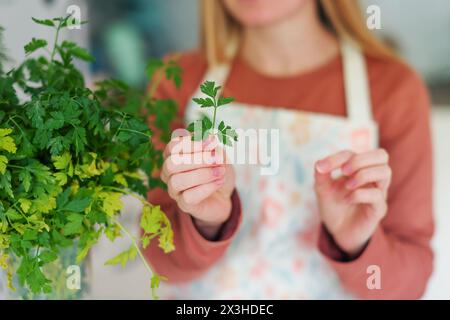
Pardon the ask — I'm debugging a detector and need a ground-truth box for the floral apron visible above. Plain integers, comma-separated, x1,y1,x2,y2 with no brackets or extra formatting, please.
161,39,378,299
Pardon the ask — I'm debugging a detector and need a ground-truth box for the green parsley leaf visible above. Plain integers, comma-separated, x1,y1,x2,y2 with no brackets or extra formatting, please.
31,17,55,27
188,81,237,146
62,197,91,213
104,245,137,268
63,213,84,235
24,38,48,55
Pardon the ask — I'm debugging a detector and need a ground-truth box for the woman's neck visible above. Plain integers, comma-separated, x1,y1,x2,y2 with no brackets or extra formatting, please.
240,1,339,77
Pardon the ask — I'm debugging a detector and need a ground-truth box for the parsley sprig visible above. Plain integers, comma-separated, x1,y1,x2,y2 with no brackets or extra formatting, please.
187,81,238,146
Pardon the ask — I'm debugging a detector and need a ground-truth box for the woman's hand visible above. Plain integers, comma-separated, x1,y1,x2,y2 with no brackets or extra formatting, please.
314,149,392,258
161,135,236,240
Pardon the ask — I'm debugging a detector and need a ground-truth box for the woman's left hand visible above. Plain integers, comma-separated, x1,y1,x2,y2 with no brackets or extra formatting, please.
314,149,392,258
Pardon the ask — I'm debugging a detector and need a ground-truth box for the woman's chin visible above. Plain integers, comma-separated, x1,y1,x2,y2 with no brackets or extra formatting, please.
237,16,284,28
223,0,311,28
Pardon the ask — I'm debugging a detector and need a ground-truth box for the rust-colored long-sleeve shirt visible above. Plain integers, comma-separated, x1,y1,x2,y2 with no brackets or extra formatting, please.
144,51,434,299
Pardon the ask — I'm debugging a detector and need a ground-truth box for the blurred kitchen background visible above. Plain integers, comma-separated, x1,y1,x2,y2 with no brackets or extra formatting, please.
0,0,449,299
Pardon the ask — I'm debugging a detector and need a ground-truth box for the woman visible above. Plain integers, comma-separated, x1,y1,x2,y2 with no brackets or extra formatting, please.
144,0,434,299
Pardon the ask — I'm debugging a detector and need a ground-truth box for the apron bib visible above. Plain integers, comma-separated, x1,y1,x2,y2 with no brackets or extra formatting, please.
161,39,378,299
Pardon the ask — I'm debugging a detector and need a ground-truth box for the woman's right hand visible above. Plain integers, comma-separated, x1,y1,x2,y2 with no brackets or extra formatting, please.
161,135,236,240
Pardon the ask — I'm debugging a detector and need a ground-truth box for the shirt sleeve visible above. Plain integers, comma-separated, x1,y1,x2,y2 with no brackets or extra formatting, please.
142,53,243,282
318,62,434,299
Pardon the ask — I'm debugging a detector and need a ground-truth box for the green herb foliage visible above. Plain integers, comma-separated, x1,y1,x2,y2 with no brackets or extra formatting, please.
187,81,237,146
0,16,178,298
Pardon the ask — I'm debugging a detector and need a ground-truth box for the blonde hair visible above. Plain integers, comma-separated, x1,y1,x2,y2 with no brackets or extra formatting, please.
200,0,395,67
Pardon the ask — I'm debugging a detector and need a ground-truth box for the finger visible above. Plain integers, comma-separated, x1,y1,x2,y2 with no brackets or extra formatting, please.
161,146,230,184
316,150,355,174
168,166,226,193
180,178,225,206
166,180,181,200
162,150,221,178
211,145,228,165
345,165,392,191
314,165,333,194
346,188,387,218
164,134,216,158
341,149,389,176
163,132,190,158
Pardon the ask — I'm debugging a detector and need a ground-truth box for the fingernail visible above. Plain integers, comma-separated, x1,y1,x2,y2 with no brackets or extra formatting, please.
203,136,212,148
316,160,329,173
208,151,218,165
346,179,356,189
212,166,225,177
204,135,218,150
215,152,223,164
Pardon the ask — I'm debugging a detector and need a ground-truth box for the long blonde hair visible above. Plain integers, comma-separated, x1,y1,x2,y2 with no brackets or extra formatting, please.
200,0,395,67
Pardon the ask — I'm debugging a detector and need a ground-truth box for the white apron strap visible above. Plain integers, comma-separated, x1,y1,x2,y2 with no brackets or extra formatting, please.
340,38,373,122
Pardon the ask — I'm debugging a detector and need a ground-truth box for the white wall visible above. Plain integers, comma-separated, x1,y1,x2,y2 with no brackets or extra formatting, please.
360,0,450,82
424,107,450,299
0,0,89,77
